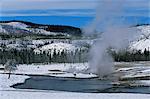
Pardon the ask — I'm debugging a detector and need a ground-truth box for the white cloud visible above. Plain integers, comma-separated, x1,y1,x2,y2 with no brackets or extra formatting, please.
1,10,95,17
1,0,97,10
0,0,149,17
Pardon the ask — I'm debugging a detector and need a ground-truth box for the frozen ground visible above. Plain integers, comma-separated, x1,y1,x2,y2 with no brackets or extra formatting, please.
0,74,29,90
0,63,97,78
0,62,150,99
115,62,150,80
1,90,150,99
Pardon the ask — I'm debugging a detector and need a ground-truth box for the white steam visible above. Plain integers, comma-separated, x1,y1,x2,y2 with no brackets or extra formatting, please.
84,0,140,77
89,26,138,77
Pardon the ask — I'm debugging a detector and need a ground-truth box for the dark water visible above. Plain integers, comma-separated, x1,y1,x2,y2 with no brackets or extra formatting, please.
12,76,150,94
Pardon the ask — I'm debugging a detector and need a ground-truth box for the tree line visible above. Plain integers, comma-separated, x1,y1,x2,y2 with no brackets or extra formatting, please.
0,49,88,64
0,48,150,64
110,48,150,62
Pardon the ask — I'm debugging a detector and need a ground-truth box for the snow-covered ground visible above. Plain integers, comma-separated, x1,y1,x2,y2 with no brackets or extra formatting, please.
0,74,29,90
115,62,150,80
1,90,150,99
0,62,150,99
0,63,97,78
0,62,149,80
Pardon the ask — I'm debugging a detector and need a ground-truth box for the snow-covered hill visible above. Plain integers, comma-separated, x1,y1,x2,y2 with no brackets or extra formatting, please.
130,25,150,52
0,22,69,36
0,21,82,36
0,24,32,35
34,42,87,57
6,22,28,30
0,21,150,53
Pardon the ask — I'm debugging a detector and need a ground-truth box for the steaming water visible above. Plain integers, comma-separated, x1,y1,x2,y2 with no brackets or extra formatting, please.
84,0,141,77
12,76,150,94
11,63,150,94
12,76,112,93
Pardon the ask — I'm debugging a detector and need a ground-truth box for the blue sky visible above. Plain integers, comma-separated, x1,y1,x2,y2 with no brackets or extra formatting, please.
0,0,149,27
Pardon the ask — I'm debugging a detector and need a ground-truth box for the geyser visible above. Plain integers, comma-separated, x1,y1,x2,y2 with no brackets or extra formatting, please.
84,0,139,77
88,26,137,77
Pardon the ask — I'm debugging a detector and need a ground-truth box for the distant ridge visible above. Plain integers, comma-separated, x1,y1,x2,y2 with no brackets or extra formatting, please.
0,20,82,36
135,24,150,27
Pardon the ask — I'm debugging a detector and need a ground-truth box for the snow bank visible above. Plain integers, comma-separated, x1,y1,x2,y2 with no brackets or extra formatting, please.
0,74,29,90
50,73,97,78
0,63,97,79
135,80,150,86
1,91,150,99
117,65,150,80
1,62,150,79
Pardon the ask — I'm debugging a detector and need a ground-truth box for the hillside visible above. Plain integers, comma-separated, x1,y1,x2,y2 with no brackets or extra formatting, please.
130,25,150,52
0,20,82,37
0,20,150,52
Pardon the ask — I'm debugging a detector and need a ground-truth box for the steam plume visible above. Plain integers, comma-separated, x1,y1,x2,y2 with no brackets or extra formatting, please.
84,0,139,77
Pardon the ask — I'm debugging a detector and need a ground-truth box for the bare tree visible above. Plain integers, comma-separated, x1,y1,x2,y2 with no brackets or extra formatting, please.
4,60,17,79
